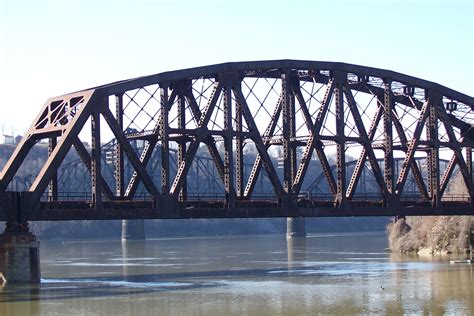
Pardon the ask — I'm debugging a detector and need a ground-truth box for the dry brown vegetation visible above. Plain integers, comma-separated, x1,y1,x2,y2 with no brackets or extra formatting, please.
387,167,473,255
387,216,472,254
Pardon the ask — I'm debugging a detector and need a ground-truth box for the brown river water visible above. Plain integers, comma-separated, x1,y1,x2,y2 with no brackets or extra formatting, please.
0,232,473,315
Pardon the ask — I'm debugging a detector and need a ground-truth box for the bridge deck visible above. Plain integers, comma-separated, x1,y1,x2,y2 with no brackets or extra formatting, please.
22,199,472,220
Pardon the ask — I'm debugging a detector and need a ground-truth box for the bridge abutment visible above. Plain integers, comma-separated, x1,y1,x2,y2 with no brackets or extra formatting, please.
121,219,145,240
0,223,40,284
286,217,306,238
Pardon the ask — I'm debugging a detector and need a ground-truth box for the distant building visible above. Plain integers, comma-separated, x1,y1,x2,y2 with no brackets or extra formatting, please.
2,134,14,144
14,135,22,144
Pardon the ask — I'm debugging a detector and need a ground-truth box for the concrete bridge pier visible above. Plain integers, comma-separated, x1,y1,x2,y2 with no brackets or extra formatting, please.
286,217,306,238
0,222,40,283
121,219,145,240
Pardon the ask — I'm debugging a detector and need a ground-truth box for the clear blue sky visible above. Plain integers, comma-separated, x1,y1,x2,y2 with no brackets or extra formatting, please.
0,0,473,134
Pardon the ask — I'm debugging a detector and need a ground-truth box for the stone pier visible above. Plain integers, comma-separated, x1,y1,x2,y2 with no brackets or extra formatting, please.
286,217,306,238
121,219,145,240
0,223,40,283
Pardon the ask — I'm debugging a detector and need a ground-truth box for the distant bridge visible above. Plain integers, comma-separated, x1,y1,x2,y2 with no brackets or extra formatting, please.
1,60,474,225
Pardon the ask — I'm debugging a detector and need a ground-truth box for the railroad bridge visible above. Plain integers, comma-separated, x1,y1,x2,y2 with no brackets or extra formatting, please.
0,60,473,282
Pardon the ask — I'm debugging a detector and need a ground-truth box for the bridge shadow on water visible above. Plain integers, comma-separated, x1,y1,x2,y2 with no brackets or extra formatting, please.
0,268,293,303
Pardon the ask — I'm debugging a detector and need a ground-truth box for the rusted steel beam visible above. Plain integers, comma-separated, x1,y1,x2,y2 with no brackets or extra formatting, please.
395,99,431,196
334,74,346,205
29,199,474,221
346,105,383,199
90,109,102,208
234,87,285,198
243,93,283,198
426,90,440,206
293,78,336,198
115,93,125,197
47,137,58,201
124,86,177,198
183,83,227,188
343,81,388,201
27,93,98,212
170,83,223,197
177,91,187,201
223,85,235,205
102,106,162,203
390,109,429,200
437,93,473,199
72,138,114,200
160,85,170,195
383,82,395,199
281,72,293,196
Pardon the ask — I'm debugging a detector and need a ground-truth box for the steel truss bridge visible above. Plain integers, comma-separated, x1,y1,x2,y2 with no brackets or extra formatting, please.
1,60,474,225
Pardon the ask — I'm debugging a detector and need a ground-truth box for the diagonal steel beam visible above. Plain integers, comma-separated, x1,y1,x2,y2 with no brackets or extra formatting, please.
436,94,473,198
343,82,389,200
72,137,115,200
183,85,227,188
395,99,430,196
346,104,383,199
102,106,162,202
27,93,98,210
391,109,429,199
440,155,457,196
243,93,284,198
293,79,336,197
124,86,178,198
233,87,285,197
170,83,223,197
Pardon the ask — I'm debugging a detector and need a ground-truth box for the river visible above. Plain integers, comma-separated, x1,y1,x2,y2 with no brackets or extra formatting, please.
0,232,473,315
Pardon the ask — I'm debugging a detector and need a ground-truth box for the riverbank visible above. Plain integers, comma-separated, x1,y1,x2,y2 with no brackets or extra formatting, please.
387,216,472,255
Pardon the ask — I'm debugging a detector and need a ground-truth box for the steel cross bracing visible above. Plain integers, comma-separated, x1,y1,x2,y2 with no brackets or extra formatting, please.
0,60,473,223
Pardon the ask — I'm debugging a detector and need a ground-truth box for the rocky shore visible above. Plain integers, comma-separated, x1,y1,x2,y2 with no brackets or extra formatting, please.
387,216,472,255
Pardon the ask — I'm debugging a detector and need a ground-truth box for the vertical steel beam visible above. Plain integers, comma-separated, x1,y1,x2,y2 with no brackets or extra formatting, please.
177,90,187,201
391,109,429,200
292,78,336,197
334,72,346,205
383,82,395,205
344,84,388,200
115,93,124,197
346,105,383,199
235,88,244,197
233,87,285,197
72,137,114,199
91,107,102,208
160,85,170,196
223,84,235,205
243,94,283,198
396,99,430,196
47,137,58,201
467,147,473,204
427,90,440,206
102,107,162,202
289,75,297,190
436,96,473,199
467,147,473,185
282,72,292,196
170,83,223,197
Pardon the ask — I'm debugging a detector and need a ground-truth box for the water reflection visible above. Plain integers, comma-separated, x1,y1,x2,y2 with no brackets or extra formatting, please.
0,234,473,315
121,240,146,280
286,237,306,270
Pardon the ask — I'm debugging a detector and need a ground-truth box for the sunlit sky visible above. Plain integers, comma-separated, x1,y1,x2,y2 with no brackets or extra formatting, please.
0,0,473,135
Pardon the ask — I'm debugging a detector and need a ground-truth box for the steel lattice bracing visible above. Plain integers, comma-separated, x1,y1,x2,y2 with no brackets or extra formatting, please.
0,60,473,223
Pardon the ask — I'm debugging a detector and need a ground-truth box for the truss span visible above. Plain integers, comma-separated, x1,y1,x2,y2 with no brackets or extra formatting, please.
1,60,473,222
